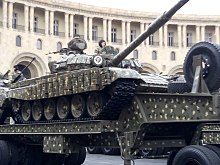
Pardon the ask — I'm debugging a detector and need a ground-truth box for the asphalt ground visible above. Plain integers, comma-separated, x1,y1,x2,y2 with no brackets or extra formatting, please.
83,153,167,165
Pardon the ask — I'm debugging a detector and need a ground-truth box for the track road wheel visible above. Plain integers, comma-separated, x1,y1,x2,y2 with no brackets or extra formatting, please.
21,101,32,121
172,145,220,165
32,100,43,121
87,147,102,154
87,92,105,118
57,97,70,119
183,42,220,92
71,95,86,119
44,99,56,120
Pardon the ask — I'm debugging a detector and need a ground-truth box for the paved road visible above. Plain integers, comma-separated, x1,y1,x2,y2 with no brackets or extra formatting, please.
84,153,167,165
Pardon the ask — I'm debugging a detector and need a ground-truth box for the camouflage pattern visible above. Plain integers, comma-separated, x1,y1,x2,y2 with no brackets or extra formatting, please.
9,68,168,101
0,85,8,107
8,34,169,123
12,72,26,82
6,0,190,125
1,0,188,125
1,1,211,165
0,70,10,108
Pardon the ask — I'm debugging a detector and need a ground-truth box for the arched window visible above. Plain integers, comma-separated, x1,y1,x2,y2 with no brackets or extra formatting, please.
152,50,157,60
37,39,42,50
57,42,62,51
16,35,21,47
171,51,176,61
133,50,138,59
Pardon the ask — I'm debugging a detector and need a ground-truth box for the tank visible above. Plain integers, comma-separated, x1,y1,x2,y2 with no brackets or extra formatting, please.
7,0,189,123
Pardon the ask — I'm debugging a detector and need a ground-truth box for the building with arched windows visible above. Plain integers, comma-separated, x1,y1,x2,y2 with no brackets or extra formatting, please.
0,0,220,78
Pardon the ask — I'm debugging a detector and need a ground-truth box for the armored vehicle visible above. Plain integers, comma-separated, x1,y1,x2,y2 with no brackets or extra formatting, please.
9,43,168,123
5,1,220,165
6,2,188,123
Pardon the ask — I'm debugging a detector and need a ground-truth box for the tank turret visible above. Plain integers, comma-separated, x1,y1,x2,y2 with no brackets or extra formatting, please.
67,34,87,54
48,0,189,74
7,0,189,124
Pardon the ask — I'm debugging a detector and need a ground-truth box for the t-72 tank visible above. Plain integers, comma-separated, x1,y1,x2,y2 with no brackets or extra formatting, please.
7,0,189,124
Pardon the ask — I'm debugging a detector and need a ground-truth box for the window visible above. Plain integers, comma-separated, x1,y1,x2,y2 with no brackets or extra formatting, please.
73,23,79,35
111,28,117,43
168,32,174,46
37,39,42,50
171,51,176,61
130,30,136,42
133,50,138,59
57,42,62,51
205,32,212,42
12,13,17,29
34,17,38,32
92,26,98,41
54,20,59,36
186,32,193,47
16,35,21,47
149,34,154,46
152,51,157,60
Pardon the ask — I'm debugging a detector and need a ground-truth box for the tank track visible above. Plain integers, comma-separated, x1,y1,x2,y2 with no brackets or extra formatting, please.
98,80,135,120
12,80,136,124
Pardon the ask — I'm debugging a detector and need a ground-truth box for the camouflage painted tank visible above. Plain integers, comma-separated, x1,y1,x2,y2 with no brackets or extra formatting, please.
8,0,188,123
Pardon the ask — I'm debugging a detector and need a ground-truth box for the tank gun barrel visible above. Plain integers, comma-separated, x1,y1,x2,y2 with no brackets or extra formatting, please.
45,51,62,55
45,52,58,55
111,0,189,66
45,48,70,55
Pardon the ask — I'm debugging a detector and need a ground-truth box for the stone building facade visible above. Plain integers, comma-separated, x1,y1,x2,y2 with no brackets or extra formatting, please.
0,0,220,78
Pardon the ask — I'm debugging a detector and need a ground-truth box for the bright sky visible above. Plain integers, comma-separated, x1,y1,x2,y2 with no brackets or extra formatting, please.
66,0,220,15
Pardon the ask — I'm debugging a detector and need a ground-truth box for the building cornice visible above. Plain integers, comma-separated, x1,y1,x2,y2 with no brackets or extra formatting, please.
15,0,220,24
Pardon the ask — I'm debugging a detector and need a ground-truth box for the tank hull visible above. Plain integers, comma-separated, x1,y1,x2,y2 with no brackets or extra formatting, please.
8,67,168,123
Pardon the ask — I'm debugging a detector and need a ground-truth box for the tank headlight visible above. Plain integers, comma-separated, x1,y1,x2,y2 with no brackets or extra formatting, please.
93,56,103,66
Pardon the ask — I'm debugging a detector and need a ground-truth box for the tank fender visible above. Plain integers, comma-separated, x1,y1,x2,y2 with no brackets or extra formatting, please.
140,74,169,87
109,67,142,81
